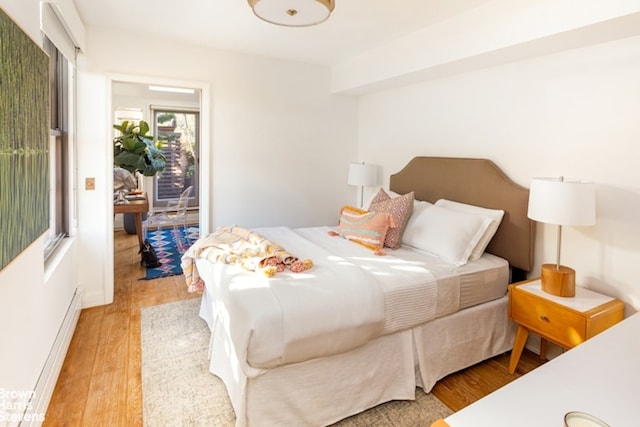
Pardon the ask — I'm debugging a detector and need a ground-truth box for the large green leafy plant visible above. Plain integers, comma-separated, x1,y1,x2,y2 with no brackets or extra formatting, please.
113,120,166,176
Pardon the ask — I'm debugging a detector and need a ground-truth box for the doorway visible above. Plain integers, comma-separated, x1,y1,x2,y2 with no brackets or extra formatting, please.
111,81,202,229
106,75,211,304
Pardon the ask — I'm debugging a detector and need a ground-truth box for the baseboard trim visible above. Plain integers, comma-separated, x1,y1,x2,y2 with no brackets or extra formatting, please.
25,288,83,425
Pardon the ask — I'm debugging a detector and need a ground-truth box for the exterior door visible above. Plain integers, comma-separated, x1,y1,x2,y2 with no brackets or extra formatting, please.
152,109,199,209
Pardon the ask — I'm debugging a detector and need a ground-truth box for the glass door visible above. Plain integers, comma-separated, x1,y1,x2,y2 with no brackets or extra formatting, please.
152,109,199,209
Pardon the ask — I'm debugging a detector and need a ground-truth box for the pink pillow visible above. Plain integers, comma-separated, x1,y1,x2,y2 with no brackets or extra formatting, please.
338,205,396,251
368,189,414,249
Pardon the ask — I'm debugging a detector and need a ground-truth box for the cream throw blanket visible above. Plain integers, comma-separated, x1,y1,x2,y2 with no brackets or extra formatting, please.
181,225,311,292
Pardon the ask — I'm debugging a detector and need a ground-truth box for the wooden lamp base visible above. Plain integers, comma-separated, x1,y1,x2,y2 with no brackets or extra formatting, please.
541,264,576,297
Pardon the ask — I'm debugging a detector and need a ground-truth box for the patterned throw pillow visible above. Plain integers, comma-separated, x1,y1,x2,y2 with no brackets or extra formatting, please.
368,189,414,249
338,205,396,251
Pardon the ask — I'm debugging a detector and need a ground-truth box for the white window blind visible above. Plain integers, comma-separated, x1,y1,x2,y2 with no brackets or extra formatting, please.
40,1,85,63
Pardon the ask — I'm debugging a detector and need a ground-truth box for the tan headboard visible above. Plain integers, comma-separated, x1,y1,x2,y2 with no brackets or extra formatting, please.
390,156,535,273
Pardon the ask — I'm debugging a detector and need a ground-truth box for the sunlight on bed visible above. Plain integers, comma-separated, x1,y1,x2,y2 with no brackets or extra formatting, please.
225,263,325,289
347,254,435,278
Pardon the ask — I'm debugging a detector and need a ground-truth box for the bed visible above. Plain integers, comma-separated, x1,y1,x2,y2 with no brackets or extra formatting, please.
184,156,535,427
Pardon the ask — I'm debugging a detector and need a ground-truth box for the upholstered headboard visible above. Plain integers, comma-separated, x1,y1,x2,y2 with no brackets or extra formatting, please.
389,156,535,273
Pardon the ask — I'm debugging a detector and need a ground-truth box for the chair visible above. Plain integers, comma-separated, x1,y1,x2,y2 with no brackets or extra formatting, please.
143,186,193,242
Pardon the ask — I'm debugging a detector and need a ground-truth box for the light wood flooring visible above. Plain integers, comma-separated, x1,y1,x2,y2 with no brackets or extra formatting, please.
44,230,545,425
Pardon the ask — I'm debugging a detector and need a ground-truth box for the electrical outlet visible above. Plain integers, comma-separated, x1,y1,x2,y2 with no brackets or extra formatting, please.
85,177,95,190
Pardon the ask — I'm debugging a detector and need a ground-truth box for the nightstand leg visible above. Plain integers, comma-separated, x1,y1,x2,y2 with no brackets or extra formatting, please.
508,325,529,374
539,338,548,360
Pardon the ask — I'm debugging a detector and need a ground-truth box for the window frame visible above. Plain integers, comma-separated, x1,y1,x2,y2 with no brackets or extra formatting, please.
42,36,71,260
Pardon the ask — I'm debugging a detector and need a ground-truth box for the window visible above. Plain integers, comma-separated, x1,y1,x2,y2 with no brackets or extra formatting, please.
42,36,71,259
152,109,199,209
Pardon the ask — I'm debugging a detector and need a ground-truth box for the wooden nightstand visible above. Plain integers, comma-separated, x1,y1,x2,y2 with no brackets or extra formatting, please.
507,278,623,374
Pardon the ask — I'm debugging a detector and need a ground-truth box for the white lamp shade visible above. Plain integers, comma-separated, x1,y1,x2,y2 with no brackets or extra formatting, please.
528,177,596,226
248,0,335,27
347,162,377,187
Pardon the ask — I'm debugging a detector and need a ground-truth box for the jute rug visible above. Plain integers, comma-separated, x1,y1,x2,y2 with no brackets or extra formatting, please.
141,298,453,426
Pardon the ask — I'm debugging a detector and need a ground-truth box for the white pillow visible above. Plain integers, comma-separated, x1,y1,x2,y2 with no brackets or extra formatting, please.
402,204,492,266
435,199,504,261
401,201,433,245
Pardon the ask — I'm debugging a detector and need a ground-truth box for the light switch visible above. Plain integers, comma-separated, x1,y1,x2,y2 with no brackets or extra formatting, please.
85,177,95,190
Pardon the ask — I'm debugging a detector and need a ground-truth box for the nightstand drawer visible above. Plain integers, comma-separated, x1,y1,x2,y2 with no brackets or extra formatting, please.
510,290,585,348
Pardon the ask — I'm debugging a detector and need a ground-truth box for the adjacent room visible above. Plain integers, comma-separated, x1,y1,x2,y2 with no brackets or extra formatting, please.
1,1,639,426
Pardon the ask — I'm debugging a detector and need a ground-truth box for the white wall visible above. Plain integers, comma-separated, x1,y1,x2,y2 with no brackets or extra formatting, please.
357,34,640,313
75,27,359,307
0,0,78,411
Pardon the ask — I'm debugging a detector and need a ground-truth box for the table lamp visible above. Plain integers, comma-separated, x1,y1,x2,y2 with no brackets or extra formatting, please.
347,162,377,208
527,177,596,297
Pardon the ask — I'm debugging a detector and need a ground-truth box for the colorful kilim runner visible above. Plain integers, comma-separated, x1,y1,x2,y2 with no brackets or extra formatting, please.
141,226,200,280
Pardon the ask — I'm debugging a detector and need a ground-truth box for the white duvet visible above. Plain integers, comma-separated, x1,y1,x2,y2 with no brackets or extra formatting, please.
197,226,464,374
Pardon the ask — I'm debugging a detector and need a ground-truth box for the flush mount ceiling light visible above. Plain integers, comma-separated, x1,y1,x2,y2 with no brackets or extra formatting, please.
247,0,335,27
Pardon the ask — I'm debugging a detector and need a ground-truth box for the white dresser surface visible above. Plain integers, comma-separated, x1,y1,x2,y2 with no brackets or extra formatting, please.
442,311,639,426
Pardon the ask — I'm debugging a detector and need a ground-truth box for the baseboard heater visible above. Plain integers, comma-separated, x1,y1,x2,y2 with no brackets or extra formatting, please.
23,288,83,426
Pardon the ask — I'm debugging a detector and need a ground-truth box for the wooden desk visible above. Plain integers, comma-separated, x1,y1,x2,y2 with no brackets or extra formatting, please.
113,194,148,248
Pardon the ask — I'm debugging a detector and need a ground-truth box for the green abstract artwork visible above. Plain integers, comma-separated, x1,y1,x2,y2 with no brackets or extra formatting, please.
0,7,50,271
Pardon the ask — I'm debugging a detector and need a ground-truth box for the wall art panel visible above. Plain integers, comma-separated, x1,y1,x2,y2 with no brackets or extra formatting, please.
0,7,50,271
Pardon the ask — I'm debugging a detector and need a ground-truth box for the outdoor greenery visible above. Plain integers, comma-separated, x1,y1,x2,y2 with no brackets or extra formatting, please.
156,112,196,179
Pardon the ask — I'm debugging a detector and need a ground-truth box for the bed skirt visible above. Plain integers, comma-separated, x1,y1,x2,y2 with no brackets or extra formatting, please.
199,290,515,427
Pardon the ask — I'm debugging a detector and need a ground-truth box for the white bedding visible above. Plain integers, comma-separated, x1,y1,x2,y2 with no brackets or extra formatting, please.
193,226,509,373
198,288,515,427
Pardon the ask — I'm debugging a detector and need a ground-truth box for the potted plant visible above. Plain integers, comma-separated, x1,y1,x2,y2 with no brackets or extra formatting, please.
113,120,166,176
113,120,166,233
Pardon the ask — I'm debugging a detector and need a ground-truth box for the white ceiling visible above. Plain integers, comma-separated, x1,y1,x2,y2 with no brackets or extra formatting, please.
72,0,492,66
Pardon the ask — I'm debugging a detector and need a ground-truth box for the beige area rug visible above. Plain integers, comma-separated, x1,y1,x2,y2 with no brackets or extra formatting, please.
141,298,453,426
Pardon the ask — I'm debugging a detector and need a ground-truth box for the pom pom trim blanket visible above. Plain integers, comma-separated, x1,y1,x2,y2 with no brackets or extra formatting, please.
181,225,312,292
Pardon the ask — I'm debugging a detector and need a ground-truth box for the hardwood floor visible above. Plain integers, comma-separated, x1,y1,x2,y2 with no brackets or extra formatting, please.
44,230,199,426
431,345,546,412
44,230,546,425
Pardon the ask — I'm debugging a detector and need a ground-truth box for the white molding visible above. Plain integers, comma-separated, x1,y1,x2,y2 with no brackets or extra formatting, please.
25,288,82,425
